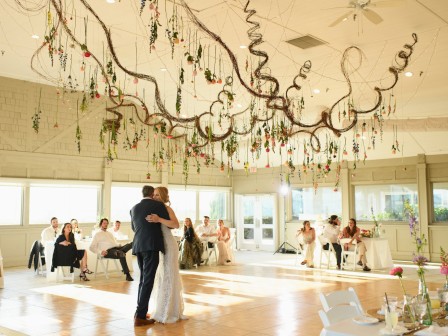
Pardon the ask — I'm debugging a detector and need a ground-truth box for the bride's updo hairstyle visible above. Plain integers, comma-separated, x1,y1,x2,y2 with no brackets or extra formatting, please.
328,215,339,226
156,186,170,206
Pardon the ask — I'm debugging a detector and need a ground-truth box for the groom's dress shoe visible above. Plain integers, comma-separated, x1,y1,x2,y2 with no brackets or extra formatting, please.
134,317,155,326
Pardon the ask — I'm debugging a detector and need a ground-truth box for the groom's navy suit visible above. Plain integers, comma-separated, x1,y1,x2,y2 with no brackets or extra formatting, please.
131,197,169,319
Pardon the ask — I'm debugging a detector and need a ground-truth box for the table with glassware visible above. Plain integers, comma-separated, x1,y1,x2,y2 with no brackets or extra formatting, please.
322,302,448,336
362,237,393,270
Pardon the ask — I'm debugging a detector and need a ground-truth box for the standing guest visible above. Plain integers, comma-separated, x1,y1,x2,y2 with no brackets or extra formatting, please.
196,215,217,261
296,220,316,268
130,185,170,327
108,220,128,240
71,218,82,239
216,219,232,265
54,222,92,281
179,218,203,269
341,218,371,272
323,215,343,270
41,217,59,244
89,218,134,281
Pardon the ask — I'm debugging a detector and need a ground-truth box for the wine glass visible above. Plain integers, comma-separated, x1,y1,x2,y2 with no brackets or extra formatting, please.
413,295,428,325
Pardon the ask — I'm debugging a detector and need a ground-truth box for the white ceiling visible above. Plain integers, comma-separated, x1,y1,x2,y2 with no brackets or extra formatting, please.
0,0,448,168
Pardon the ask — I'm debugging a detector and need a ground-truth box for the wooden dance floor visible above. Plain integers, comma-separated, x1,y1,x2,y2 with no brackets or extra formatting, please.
0,251,444,336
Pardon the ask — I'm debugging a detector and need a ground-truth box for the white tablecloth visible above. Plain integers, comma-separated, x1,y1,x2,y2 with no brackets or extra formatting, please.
321,317,388,336
363,238,393,270
0,248,4,288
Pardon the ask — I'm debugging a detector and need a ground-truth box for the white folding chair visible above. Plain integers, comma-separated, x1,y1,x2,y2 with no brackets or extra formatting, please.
202,241,218,266
56,266,75,282
339,238,359,270
318,303,362,327
318,235,336,269
319,287,364,313
94,254,120,279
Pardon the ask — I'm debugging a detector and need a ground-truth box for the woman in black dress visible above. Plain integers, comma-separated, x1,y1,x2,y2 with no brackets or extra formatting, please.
55,222,92,280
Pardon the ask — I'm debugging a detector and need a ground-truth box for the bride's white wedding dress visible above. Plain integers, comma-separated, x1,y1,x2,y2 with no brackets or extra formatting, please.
149,224,186,323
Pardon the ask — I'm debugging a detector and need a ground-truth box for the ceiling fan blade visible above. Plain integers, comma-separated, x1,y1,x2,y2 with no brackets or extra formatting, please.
371,0,404,8
363,8,383,24
328,10,353,27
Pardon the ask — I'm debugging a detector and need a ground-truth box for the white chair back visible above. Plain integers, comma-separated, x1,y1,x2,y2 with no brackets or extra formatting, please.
318,235,336,269
319,287,364,313
339,238,359,270
318,303,362,327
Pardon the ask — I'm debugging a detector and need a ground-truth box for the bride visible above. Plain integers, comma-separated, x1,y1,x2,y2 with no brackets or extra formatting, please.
146,186,187,323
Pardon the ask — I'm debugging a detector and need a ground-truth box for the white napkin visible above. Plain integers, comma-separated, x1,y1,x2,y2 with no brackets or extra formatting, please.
414,326,448,336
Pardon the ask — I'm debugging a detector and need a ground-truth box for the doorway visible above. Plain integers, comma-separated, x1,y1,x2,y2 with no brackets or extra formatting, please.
235,194,277,251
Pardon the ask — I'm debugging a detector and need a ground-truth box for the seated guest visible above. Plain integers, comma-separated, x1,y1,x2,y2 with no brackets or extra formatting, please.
70,218,82,239
89,218,134,281
107,220,128,240
216,219,232,265
53,222,92,281
179,218,203,269
341,218,371,272
296,220,315,268
41,217,59,244
196,215,217,261
323,215,343,270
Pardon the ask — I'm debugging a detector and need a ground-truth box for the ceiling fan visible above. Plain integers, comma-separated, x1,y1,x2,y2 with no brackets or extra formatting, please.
328,0,403,27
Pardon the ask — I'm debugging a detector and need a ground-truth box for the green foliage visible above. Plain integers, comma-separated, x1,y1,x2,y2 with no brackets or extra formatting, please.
434,207,448,222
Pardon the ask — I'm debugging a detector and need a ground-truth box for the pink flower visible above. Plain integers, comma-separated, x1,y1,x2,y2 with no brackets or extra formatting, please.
390,267,404,277
441,265,448,276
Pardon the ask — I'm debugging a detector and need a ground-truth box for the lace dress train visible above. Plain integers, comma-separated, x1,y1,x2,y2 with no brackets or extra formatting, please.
149,225,187,323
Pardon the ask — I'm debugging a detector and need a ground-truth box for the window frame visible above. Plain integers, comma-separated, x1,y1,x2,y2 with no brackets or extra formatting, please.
352,181,418,224
431,180,448,225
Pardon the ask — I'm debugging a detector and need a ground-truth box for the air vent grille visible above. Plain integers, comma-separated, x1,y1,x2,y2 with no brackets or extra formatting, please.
286,35,327,49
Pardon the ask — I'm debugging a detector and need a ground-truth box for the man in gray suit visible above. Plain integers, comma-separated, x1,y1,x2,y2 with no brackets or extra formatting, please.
130,185,170,326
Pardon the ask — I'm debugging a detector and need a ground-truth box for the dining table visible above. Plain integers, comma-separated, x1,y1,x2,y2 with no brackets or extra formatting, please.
321,308,448,336
362,237,394,270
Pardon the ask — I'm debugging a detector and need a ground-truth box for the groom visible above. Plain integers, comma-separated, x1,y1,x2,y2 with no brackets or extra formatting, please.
131,185,170,326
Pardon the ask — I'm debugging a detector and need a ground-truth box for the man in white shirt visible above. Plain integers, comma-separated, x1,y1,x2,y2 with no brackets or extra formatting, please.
107,220,128,240
196,216,217,246
41,217,59,243
196,216,217,261
89,218,134,281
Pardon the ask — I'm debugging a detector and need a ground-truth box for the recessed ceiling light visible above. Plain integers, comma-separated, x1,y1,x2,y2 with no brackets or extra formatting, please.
342,18,348,22
404,71,413,77
240,45,247,49
313,88,320,94
236,103,242,108
106,0,116,3
31,34,39,39
160,68,167,72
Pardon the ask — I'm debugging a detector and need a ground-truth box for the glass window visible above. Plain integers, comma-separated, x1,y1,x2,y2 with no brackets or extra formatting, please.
291,187,342,221
29,184,100,224
433,182,448,222
0,184,23,225
355,184,418,221
111,186,144,222
170,189,197,222
199,190,227,220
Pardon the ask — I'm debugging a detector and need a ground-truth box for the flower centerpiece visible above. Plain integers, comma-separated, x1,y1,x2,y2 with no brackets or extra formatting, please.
404,200,432,325
389,266,416,327
441,247,448,290
360,229,371,238
370,207,381,238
